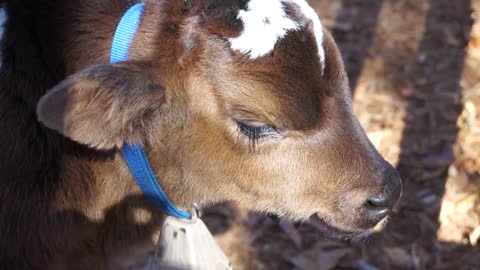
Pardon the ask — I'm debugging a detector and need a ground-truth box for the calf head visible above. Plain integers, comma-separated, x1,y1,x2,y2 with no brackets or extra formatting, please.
37,0,401,238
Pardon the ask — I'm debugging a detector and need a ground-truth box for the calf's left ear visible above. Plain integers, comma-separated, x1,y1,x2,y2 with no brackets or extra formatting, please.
37,62,165,150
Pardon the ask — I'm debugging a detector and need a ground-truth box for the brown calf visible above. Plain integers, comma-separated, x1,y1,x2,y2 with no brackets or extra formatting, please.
0,0,401,269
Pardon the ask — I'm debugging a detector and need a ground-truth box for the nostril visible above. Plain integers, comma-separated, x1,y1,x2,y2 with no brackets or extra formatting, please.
366,195,389,208
364,197,391,221
365,165,402,211
369,208,390,221
357,164,402,224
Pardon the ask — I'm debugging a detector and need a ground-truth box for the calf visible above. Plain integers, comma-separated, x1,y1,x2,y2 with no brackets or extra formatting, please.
0,0,401,269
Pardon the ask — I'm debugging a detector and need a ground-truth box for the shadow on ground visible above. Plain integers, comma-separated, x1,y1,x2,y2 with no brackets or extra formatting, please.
331,0,384,92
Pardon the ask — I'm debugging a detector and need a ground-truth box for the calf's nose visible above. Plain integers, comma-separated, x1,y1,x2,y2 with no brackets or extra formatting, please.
364,165,402,221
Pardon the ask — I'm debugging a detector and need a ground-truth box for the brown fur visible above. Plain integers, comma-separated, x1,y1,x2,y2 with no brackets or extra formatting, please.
0,0,401,269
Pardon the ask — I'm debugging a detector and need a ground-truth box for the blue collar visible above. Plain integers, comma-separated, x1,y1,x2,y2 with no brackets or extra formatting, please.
110,3,191,219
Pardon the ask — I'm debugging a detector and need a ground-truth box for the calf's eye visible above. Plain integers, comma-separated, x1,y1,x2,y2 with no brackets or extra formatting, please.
236,121,280,140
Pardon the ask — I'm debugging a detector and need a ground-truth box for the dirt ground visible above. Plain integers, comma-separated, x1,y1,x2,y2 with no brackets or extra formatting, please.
201,0,480,269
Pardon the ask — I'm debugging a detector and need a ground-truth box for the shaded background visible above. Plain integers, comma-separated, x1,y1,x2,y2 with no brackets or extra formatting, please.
202,0,480,269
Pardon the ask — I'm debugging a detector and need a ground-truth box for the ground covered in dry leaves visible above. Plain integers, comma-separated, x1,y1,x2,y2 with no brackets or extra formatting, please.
201,0,480,269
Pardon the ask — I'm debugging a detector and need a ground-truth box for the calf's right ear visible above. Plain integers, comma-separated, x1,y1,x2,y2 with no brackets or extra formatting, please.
37,62,166,150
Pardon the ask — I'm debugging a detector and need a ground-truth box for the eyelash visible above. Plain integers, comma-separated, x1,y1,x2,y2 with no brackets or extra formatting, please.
236,121,280,147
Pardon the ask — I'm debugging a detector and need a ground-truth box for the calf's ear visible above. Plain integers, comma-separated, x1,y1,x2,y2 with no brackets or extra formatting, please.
37,62,165,150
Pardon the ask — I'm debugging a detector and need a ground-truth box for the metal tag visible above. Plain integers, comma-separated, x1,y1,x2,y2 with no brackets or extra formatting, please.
145,215,233,270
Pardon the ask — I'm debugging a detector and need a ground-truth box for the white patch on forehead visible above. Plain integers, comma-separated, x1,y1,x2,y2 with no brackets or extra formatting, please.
229,0,299,59
0,7,6,69
229,0,325,71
